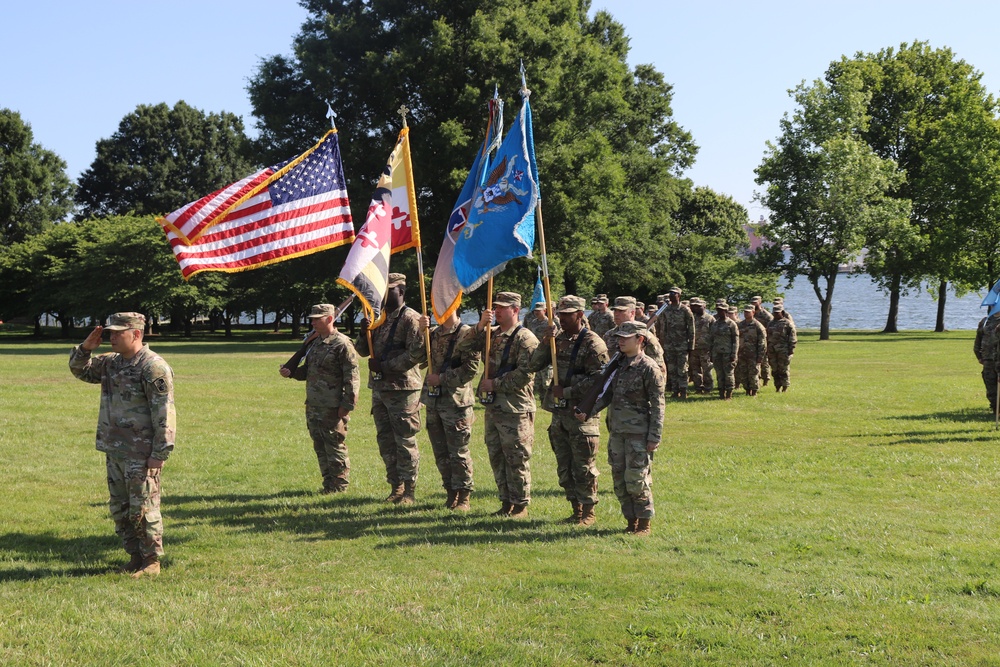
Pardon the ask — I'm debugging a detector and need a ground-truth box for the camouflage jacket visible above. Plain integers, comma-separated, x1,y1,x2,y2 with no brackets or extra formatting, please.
737,318,767,362
587,310,616,339
657,303,696,352
408,321,481,408
766,318,797,356
69,344,175,462
355,304,423,391
693,312,716,351
524,313,556,341
976,314,1000,362
707,317,739,360
754,308,774,328
593,353,665,442
291,330,359,412
457,323,539,413
604,324,667,376
527,327,609,413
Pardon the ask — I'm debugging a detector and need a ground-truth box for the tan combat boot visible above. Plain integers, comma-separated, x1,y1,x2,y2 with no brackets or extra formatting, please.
398,480,416,505
633,518,651,536
562,501,582,524
508,504,528,518
624,516,638,534
445,489,458,509
577,504,596,527
453,489,471,512
130,555,160,578
118,552,143,574
385,483,405,503
492,501,512,516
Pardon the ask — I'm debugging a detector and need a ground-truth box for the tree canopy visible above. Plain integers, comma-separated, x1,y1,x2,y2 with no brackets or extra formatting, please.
0,109,75,245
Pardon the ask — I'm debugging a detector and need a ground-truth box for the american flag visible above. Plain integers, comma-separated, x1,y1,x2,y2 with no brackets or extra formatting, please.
158,131,354,279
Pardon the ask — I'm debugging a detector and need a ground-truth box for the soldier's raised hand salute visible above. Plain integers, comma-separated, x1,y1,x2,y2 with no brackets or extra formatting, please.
81,325,104,351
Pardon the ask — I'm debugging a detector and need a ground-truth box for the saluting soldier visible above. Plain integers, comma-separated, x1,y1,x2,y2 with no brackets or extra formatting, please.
458,291,539,517
281,303,360,495
578,321,664,536
750,296,774,386
528,295,610,526
588,294,615,339
689,298,715,394
766,305,797,392
656,287,696,399
410,311,481,511
525,300,555,400
70,313,175,578
736,305,767,396
605,296,667,377
707,299,739,400
356,273,424,504
976,308,1000,413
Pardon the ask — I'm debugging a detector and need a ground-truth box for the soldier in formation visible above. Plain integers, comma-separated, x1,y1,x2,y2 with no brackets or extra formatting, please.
70,313,175,578
588,294,615,339
605,296,667,377
356,273,423,504
410,310,481,511
578,321,664,536
975,308,1000,414
750,296,773,386
736,304,767,396
529,296,610,526
458,291,539,517
656,287,695,399
766,305,797,392
688,298,715,394
525,300,555,400
707,299,739,399
281,303,360,495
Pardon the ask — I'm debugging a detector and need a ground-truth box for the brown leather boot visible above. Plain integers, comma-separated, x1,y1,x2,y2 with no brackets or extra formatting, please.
130,554,160,578
398,480,416,505
385,483,405,502
453,489,471,511
445,489,458,509
633,518,651,536
508,503,528,518
577,504,596,527
562,501,582,524
624,516,638,533
679,389,688,399
118,552,143,574
492,501,512,516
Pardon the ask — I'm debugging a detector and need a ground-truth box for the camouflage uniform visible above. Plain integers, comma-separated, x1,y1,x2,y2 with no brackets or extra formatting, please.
977,312,1000,411
70,334,175,562
592,328,665,521
690,302,715,393
289,329,359,492
656,299,696,395
528,306,609,508
736,313,767,394
409,320,480,492
707,303,739,397
766,312,797,390
458,316,538,507
587,307,615,340
356,304,423,487
605,324,666,377
524,309,555,399
752,300,774,385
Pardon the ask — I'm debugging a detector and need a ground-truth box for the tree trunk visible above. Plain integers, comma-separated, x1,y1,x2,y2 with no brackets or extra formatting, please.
33,315,41,337
183,316,192,338
882,272,901,333
935,280,947,332
812,272,836,341
224,310,233,338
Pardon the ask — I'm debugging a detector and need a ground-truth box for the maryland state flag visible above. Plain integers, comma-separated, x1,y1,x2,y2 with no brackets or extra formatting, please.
337,128,420,326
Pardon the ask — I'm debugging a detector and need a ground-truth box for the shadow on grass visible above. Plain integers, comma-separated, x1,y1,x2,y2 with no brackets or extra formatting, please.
168,490,594,548
0,531,187,581
884,408,991,424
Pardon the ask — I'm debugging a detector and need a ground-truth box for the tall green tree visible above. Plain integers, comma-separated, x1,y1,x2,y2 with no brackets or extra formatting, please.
247,0,698,300
75,101,254,218
756,70,911,340
0,109,75,245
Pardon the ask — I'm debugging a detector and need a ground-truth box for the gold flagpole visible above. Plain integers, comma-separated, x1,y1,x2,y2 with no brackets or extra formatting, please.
481,277,494,401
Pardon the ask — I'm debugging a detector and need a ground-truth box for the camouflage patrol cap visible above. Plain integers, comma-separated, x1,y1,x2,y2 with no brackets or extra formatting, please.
715,299,728,309
668,286,681,295
689,297,705,307
308,303,337,318
104,312,145,331
727,305,738,314
592,293,609,304
493,291,521,308
750,295,763,304
612,296,637,311
615,320,648,337
773,304,784,312
533,301,546,310
387,272,406,288
636,301,645,311
743,304,755,313
556,295,586,313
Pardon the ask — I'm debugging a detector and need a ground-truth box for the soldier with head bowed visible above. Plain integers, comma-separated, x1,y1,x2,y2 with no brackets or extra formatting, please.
70,313,175,578
355,273,424,504
736,305,767,396
766,305,797,392
458,291,539,517
281,303,360,495
529,295,610,526
577,321,664,536
707,299,739,400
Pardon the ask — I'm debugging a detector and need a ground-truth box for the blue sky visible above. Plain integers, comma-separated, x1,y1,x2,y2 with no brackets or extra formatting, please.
5,0,1000,221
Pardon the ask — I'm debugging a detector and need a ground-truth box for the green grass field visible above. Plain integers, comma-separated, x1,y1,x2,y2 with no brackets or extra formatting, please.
1,328,999,666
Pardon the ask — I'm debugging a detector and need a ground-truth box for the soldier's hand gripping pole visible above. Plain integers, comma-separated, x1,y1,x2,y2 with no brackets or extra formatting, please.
281,295,354,372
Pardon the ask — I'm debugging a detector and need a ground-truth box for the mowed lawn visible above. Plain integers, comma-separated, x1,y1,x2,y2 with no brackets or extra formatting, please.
1,328,998,666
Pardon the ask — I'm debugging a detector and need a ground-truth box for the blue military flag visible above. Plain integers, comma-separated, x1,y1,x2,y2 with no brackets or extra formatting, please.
982,278,1000,308
452,97,539,292
530,268,544,309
